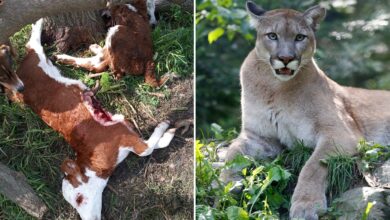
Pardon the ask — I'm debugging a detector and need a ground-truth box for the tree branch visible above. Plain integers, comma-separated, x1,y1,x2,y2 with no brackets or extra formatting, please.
0,162,48,219
0,0,193,43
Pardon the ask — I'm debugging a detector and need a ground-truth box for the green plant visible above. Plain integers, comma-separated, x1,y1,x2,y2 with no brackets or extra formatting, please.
282,140,312,176
358,140,390,171
196,122,390,219
196,130,293,219
323,154,360,199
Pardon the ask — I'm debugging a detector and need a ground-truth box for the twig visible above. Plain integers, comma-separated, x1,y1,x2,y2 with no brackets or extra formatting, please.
130,118,142,136
140,102,158,123
172,107,188,111
107,184,119,195
148,92,165,98
0,163,48,219
91,80,100,94
87,72,105,78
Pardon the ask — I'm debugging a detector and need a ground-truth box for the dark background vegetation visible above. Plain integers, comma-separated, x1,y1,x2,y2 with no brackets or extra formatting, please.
196,0,390,134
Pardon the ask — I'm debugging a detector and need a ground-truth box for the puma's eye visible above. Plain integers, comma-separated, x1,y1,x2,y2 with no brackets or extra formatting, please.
295,34,307,41
266,33,278,40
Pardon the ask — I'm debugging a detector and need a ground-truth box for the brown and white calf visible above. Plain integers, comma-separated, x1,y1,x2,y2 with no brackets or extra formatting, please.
15,19,175,220
55,1,165,87
0,41,24,92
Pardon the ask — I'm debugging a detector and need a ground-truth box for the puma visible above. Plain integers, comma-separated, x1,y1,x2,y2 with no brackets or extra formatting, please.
221,1,390,219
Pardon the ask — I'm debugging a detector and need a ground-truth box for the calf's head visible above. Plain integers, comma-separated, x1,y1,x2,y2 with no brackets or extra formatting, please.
61,159,108,220
0,43,24,92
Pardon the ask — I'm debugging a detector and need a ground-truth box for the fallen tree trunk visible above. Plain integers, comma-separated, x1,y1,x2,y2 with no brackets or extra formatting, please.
41,10,106,52
0,0,193,44
155,0,193,12
0,162,48,219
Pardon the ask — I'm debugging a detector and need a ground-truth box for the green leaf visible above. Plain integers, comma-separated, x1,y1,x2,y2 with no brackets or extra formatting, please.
208,27,225,44
210,123,224,139
217,0,233,8
226,155,253,170
196,205,217,220
100,72,112,92
252,166,264,177
362,202,375,220
226,206,249,220
196,140,205,161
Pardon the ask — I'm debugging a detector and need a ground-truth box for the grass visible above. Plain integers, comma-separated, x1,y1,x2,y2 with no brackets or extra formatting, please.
1,5,193,219
196,124,389,220
324,154,359,199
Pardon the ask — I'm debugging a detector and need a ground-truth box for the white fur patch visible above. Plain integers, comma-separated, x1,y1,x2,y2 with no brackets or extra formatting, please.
116,123,175,166
305,17,314,26
141,121,170,156
147,0,157,25
56,54,103,68
249,17,261,29
116,147,132,165
271,59,300,81
156,128,176,149
272,60,285,69
111,114,124,121
105,26,119,49
126,4,137,12
27,19,87,90
287,60,299,70
62,169,108,220
89,44,103,55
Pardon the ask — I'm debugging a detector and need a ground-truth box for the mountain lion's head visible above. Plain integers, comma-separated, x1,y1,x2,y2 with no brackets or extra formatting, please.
247,1,326,81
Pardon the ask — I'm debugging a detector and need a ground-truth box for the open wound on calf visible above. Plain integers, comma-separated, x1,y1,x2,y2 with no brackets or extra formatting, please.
82,90,124,125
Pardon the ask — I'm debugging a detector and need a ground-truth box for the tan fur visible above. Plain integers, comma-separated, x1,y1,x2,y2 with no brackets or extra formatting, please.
222,2,390,219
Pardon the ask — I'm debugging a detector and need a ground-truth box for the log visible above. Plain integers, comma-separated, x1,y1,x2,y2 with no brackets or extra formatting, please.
0,0,129,43
155,0,193,12
0,162,48,219
0,0,193,44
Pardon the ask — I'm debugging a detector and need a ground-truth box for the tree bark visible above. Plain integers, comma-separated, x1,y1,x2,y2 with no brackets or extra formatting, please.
0,0,193,44
0,0,129,43
42,10,107,52
155,0,193,12
0,162,48,219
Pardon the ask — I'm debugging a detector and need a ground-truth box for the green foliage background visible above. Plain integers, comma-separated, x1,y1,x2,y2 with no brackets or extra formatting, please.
196,0,390,134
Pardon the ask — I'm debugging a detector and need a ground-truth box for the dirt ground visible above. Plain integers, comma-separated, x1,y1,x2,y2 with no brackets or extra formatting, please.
54,78,194,220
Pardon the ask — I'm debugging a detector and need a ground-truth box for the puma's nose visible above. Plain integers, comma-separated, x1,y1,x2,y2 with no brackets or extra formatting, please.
278,56,295,65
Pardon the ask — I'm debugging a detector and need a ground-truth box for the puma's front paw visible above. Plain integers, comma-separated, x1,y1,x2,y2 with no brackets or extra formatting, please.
290,195,326,220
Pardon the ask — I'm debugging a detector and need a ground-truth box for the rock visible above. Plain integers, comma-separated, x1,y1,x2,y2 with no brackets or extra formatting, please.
363,159,390,189
334,187,390,220
372,159,390,188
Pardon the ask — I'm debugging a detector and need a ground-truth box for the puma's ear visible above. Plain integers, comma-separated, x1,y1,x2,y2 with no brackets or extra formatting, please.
246,1,266,28
303,5,326,31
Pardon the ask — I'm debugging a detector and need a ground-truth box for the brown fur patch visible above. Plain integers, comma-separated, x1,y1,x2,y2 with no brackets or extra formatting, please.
17,50,149,180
